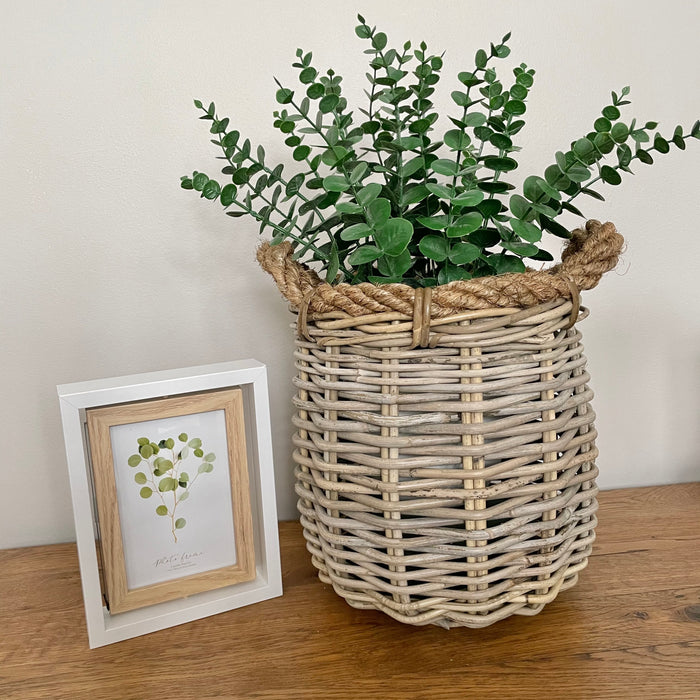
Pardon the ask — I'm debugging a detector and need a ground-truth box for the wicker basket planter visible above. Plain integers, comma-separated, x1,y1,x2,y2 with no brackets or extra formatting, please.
259,220,624,628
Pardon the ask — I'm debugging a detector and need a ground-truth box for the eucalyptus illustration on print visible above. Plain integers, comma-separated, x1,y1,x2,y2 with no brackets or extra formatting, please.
128,433,215,543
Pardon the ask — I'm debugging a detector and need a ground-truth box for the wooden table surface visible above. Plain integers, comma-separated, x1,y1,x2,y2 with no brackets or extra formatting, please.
1,483,699,700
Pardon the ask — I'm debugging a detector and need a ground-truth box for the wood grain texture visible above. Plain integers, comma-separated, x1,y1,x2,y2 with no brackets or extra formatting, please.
86,388,255,613
1,483,699,699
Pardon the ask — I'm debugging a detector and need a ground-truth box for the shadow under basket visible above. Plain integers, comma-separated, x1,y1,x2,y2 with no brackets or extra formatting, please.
259,219,623,628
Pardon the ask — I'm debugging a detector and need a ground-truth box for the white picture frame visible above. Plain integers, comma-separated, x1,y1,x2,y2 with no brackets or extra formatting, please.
58,360,282,648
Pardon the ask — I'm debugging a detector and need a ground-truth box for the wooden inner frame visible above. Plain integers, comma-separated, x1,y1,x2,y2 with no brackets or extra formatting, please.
86,388,255,614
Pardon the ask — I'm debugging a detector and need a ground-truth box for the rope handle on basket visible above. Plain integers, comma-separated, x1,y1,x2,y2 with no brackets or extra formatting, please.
561,275,581,330
258,219,624,321
296,288,316,342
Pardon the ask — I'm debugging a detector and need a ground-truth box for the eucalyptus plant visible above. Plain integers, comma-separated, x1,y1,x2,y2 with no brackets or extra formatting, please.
128,433,215,543
181,15,699,287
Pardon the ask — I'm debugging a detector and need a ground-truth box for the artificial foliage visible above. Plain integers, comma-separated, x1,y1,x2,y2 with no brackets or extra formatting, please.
181,15,699,287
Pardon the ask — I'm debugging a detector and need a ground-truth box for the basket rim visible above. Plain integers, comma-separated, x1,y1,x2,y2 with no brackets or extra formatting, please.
257,219,623,320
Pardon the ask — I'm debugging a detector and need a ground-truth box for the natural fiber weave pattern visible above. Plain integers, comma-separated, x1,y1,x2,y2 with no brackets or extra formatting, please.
292,299,598,627
260,219,620,627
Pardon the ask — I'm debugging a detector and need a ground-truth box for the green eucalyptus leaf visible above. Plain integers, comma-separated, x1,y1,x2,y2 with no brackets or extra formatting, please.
489,133,513,150
544,165,570,190
175,518,186,530
140,486,153,499
275,88,294,104
425,182,454,199
380,249,413,277
193,172,208,191
323,175,351,192
482,156,518,172
355,22,371,39
416,214,449,231
319,94,340,113
504,100,526,116
469,228,501,248
516,72,534,88
372,32,387,50
464,112,487,127
447,212,483,238
156,505,168,516
539,215,571,239
452,190,484,207
293,145,311,161
611,122,629,143
451,91,468,107
306,83,325,99
431,159,460,176
654,135,670,154
437,262,472,285
509,194,533,220
510,218,542,243
510,84,528,100
357,183,382,206
321,146,349,167
348,245,382,265
403,156,426,178
128,454,142,467
616,144,633,167
375,218,413,255
600,165,622,185
636,149,654,165
448,242,480,265
443,130,470,151
529,248,555,262
489,254,526,274
350,162,368,184
418,235,449,262
581,187,605,201
400,185,430,206
367,198,391,228
299,67,317,84
336,202,364,215
341,223,373,241
594,132,615,154
478,181,513,195
220,184,238,207
409,119,431,134
594,117,612,133
561,201,584,217
573,138,596,160
502,241,539,257
134,472,147,485
566,164,591,183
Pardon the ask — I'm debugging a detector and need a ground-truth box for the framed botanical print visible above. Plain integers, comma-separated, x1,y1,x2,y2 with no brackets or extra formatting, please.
58,360,281,647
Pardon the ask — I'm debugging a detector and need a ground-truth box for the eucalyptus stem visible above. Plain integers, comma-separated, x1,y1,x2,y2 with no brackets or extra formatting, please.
182,17,699,285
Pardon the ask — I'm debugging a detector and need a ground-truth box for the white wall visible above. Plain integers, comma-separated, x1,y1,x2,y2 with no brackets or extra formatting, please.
1,0,698,548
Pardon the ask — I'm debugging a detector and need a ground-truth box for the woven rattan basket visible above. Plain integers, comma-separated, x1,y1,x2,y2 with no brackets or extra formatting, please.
259,220,624,628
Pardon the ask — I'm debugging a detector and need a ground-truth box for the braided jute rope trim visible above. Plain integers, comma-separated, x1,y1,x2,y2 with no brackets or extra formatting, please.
257,219,623,318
